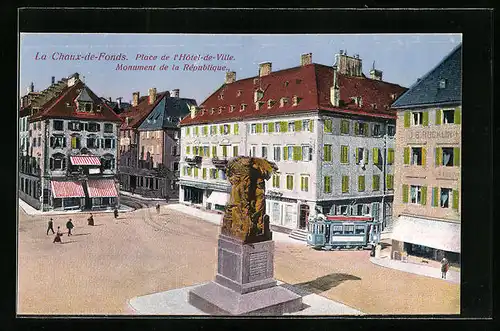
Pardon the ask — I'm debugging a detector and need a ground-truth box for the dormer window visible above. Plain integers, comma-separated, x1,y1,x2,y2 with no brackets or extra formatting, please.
280,97,289,107
390,93,397,100
253,78,259,85
218,107,223,114
240,104,247,112
284,81,289,87
439,79,447,89
230,105,236,112
210,108,215,115
352,96,362,108
255,101,265,110
237,90,242,97
292,95,301,106
96,105,102,112
66,102,71,107
371,104,378,110
267,99,276,109
254,89,264,102
218,94,224,100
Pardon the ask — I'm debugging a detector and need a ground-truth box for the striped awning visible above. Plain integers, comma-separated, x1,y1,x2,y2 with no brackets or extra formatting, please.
70,156,101,166
51,181,86,198
86,179,118,198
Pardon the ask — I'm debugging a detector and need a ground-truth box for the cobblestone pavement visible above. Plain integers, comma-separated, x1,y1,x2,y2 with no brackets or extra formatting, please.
17,205,459,315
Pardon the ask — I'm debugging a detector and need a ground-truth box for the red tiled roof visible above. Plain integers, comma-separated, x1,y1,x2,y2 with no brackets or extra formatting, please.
180,63,407,125
29,80,122,123
118,92,169,130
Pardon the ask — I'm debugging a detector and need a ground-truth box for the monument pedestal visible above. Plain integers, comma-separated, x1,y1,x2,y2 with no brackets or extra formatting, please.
188,234,303,315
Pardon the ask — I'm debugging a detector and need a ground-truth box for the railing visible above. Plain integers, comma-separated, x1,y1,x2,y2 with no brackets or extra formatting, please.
185,156,202,166
212,157,228,168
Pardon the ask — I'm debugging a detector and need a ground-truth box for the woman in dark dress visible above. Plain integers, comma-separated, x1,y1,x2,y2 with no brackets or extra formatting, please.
53,226,62,243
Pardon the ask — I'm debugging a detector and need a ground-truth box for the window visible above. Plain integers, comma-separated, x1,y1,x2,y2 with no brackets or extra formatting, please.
233,145,239,157
341,175,349,193
50,135,66,148
103,137,115,149
230,105,236,112
356,148,368,165
324,176,331,193
250,145,257,157
439,79,447,89
210,168,217,179
411,147,423,165
53,120,64,131
251,124,257,134
373,124,381,136
412,112,423,126
300,176,309,192
340,120,349,134
85,103,93,112
287,146,293,160
373,175,380,191
172,145,178,156
440,188,452,208
286,174,294,190
86,136,99,149
87,122,100,132
272,174,280,188
173,162,179,171
273,146,281,161
240,104,247,111
340,145,349,164
344,225,355,235
302,120,310,131
437,147,459,167
68,122,82,131
358,176,365,192
442,109,456,124
102,156,115,170
210,126,217,135
263,123,269,133
302,145,313,161
356,122,368,136
387,125,396,137
50,154,66,171
262,146,268,159
324,119,333,133
355,225,365,235
323,145,332,162
332,225,343,234
410,185,426,205
104,124,113,133
203,146,210,157
288,122,295,132
274,122,281,132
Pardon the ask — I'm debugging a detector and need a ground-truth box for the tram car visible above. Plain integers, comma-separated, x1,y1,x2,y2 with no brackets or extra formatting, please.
306,214,381,250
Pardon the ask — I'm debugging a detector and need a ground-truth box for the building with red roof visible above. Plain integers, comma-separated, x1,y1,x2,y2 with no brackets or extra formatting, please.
178,51,407,236
19,73,123,212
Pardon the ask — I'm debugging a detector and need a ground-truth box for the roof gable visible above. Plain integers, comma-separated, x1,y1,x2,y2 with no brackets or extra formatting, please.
137,96,197,131
392,44,462,108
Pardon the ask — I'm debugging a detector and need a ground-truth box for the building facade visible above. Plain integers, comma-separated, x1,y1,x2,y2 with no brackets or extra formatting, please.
118,88,196,199
391,44,462,264
179,52,407,233
20,73,122,211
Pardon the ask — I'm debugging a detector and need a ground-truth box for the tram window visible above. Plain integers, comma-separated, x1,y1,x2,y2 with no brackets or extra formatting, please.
319,225,325,233
355,225,365,234
332,225,343,234
344,225,355,234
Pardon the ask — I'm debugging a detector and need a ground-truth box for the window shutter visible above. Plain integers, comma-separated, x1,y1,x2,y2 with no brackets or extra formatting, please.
364,149,369,165
268,123,274,133
422,148,426,166
234,123,239,134
280,121,288,132
432,187,439,207
233,146,238,156
421,186,427,205
194,168,198,177
223,146,228,157
49,158,53,170
402,184,409,203
356,148,360,164
112,139,115,149
436,147,442,166
422,111,429,126
354,122,359,135
404,112,410,127
71,137,76,149
300,177,304,190
294,146,302,161
227,125,231,134
452,190,459,210
97,123,101,131
454,108,461,124
323,146,328,161
373,148,379,164
256,123,262,133
363,123,369,136
202,168,207,179
50,137,54,147
283,146,289,160
403,147,410,165
358,176,365,192
295,120,301,132
305,177,309,191
212,146,217,157
435,109,442,125
309,120,313,132
63,137,67,148
453,147,460,166
186,146,190,154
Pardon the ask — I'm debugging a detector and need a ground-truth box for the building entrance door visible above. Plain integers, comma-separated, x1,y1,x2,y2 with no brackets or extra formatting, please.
130,175,137,190
299,204,310,229
84,197,92,210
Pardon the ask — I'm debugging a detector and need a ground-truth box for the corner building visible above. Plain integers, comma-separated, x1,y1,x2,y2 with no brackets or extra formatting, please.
179,52,407,235
391,44,461,264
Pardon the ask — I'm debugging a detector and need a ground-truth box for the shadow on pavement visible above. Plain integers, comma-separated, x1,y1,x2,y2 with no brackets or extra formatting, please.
293,273,362,294
72,233,90,236
60,241,77,244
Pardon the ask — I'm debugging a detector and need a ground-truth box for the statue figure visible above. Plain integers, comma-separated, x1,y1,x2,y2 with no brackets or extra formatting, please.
221,156,278,243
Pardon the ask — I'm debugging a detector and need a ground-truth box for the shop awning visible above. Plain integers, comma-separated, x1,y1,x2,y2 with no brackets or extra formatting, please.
206,191,229,206
86,179,118,197
51,181,86,198
70,155,101,166
391,215,461,253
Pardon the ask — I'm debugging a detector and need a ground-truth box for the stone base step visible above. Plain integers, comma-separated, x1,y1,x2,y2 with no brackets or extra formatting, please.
289,229,308,242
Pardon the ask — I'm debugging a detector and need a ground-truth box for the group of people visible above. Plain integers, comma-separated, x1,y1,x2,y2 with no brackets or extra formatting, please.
47,218,74,244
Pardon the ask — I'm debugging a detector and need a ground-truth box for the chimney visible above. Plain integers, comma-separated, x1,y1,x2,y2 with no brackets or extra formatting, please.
171,89,180,98
225,71,236,84
132,92,140,107
330,65,340,107
116,97,122,108
51,76,55,85
148,87,157,104
29,82,34,93
335,51,363,77
259,62,272,77
300,53,312,66
370,61,383,81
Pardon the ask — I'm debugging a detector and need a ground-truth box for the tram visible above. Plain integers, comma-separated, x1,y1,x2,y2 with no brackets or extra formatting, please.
306,214,381,250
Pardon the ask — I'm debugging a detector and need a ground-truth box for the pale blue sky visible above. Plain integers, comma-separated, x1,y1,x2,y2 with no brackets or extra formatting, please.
19,34,462,104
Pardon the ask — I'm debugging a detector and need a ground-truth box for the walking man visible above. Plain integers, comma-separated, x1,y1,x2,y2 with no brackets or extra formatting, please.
46,218,55,235
66,219,74,236
53,226,62,243
440,256,450,279
156,203,160,214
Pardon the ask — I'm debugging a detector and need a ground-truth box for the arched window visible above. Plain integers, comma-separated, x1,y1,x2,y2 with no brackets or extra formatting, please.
50,153,66,171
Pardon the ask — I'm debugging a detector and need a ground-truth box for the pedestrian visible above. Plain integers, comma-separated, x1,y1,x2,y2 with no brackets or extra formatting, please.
156,203,160,214
440,257,450,279
87,213,94,226
114,207,119,219
53,226,62,243
165,194,170,203
46,218,55,235
66,219,74,236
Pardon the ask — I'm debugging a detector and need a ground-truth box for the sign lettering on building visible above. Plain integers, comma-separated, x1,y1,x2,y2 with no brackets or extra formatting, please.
406,130,460,141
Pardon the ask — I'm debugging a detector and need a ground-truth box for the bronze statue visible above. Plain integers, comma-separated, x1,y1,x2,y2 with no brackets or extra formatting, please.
221,156,278,243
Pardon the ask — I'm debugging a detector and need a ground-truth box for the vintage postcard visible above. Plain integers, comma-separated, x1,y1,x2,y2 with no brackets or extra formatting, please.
18,33,462,316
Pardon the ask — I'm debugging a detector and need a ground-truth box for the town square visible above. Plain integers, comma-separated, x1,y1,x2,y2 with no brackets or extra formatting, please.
18,33,462,316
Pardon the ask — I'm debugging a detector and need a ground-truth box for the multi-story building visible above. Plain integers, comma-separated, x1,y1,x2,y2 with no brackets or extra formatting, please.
390,44,461,264
19,73,122,211
179,52,407,234
118,88,196,199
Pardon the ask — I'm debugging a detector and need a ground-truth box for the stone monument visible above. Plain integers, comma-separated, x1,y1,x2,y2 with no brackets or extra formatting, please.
188,156,303,315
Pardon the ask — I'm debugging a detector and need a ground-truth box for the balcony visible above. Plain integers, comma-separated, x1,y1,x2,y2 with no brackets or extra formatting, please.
212,157,228,169
185,156,202,167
